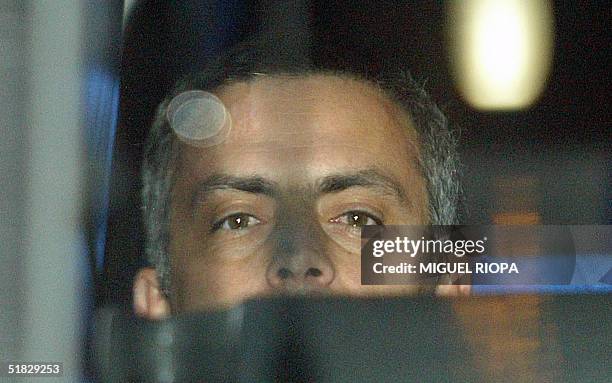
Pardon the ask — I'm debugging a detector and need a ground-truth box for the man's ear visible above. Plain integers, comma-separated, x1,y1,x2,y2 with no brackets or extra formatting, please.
435,273,472,296
133,267,171,320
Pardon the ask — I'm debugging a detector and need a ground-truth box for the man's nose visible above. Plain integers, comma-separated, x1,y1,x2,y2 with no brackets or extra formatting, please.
265,221,335,291
266,251,335,290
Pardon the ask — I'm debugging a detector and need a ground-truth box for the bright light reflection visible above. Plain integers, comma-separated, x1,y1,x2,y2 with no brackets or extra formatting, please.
447,0,554,110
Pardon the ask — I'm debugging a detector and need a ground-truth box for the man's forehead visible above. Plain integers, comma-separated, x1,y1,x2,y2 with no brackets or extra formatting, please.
175,74,419,155
174,73,424,199
214,74,416,141
220,73,387,103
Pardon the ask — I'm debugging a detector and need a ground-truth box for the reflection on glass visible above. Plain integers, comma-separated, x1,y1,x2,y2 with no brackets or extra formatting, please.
447,0,554,110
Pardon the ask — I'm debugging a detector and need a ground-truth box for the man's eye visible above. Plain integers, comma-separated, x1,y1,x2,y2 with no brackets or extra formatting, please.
331,211,382,228
212,213,261,231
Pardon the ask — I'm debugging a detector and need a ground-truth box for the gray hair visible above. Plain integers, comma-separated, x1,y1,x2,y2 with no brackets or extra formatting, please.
142,49,462,295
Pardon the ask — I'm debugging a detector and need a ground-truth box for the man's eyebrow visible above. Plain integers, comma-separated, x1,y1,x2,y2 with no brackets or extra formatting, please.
193,174,278,203
192,170,407,204
318,169,406,200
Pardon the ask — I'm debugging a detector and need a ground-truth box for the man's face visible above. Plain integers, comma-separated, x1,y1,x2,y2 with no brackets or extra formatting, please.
169,75,428,312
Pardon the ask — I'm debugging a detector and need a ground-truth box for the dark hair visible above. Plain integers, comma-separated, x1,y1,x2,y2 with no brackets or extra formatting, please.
142,43,462,295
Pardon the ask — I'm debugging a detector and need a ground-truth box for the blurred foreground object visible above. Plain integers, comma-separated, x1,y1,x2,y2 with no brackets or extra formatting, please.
0,0,122,379
447,0,554,110
94,295,611,382
0,1,85,379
